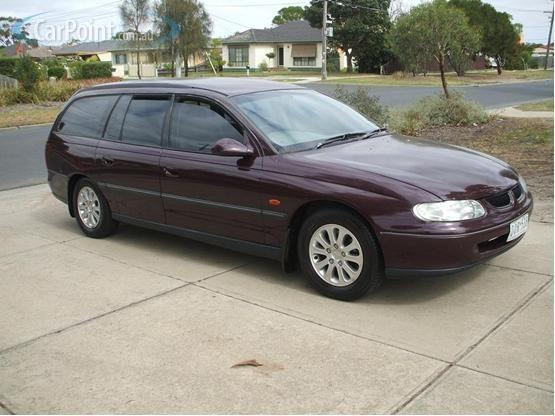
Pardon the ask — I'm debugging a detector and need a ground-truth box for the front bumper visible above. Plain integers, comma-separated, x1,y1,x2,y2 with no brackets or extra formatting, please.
380,200,533,277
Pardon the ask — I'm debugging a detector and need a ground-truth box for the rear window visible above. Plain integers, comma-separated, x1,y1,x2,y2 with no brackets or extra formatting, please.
58,95,118,139
121,95,171,147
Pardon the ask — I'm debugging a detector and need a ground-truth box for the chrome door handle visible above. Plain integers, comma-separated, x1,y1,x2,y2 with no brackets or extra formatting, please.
163,167,179,178
101,157,114,166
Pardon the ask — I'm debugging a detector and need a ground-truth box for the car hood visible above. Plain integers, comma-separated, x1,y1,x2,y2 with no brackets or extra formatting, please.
292,134,518,200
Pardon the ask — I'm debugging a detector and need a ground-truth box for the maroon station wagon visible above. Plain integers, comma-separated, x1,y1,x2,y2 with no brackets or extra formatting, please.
45,78,532,300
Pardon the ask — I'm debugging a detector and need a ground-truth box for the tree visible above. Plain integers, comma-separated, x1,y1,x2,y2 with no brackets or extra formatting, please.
120,0,151,79
272,6,305,25
305,0,391,73
15,55,40,92
155,0,211,77
450,0,520,75
0,16,38,47
389,0,478,97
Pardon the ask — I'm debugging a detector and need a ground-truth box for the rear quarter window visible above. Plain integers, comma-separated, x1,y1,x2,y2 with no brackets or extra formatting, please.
57,95,118,139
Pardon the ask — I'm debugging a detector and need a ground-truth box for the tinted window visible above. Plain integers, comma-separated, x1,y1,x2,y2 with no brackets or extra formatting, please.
104,95,131,141
231,90,379,153
58,95,118,138
169,98,243,153
121,95,171,147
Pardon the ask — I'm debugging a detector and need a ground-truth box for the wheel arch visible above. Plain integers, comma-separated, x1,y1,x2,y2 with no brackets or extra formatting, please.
67,173,89,217
282,200,384,273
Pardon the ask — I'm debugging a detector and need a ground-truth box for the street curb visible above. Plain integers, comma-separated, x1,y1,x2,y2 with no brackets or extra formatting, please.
0,123,52,132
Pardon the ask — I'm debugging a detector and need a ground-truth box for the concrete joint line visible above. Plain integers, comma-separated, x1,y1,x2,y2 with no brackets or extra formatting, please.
455,363,554,394
0,283,189,356
192,283,451,365
0,241,58,261
0,400,14,415
0,261,251,356
484,263,554,278
390,278,553,414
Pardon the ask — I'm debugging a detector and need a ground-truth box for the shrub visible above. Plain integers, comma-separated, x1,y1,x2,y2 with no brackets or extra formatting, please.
389,92,491,136
68,60,83,79
258,61,268,72
0,57,18,78
80,61,113,79
334,86,389,125
47,66,66,79
14,56,41,92
0,77,122,106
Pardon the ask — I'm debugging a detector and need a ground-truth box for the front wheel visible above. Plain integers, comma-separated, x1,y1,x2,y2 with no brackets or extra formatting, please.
73,178,118,238
297,209,384,301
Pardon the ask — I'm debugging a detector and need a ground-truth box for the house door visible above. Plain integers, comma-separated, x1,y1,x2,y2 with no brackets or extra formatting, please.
278,47,284,66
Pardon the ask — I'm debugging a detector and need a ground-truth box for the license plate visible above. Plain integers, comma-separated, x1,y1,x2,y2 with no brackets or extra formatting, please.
507,213,529,242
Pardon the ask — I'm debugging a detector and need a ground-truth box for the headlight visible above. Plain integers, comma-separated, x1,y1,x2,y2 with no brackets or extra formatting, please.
518,176,528,195
413,200,486,222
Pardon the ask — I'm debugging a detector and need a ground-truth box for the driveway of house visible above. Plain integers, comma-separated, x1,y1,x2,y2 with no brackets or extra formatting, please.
0,184,552,414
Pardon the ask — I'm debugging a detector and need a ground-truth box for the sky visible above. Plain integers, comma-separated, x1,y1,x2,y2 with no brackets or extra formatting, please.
1,0,553,46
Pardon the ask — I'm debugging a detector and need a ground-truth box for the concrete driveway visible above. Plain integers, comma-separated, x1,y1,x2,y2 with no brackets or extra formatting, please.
0,185,553,414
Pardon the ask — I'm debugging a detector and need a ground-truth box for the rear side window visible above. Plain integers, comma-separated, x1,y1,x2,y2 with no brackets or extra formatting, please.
121,95,171,147
58,95,118,138
104,95,131,141
169,98,243,153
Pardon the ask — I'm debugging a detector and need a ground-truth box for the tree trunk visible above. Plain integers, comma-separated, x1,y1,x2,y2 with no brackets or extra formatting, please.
346,51,353,73
184,58,189,77
438,55,449,98
495,57,502,75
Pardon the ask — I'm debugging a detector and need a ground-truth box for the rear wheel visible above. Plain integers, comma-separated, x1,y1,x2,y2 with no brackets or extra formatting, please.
73,178,118,238
298,209,383,300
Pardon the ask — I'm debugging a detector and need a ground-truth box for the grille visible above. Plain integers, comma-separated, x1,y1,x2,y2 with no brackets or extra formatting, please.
513,183,523,200
484,184,524,209
485,192,511,208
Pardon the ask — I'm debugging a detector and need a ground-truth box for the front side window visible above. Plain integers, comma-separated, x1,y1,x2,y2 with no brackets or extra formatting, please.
293,57,316,66
231,90,379,153
121,95,171,147
169,98,243,153
228,46,249,67
58,95,118,139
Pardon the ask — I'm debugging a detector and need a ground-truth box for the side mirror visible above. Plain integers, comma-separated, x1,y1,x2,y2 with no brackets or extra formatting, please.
211,138,254,157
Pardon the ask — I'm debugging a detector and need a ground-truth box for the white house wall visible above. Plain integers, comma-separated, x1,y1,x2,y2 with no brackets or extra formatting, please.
223,43,322,70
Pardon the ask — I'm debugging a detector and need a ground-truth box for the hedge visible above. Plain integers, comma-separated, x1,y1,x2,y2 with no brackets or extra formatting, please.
47,66,66,79
80,61,113,79
0,57,18,78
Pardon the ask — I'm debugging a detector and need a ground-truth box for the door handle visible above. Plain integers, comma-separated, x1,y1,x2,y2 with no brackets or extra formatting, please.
101,157,114,166
163,167,180,178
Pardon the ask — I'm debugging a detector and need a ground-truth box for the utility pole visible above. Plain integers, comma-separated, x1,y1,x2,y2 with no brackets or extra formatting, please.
321,0,328,80
544,4,554,70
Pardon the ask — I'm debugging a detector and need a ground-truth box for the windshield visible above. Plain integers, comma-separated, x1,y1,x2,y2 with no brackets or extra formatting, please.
231,90,380,152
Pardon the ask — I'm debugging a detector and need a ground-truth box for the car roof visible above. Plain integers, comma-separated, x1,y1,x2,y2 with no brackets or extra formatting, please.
85,77,305,97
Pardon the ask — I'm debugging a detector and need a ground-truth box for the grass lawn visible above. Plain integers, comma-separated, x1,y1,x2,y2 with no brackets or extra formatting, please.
323,69,554,87
515,100,554,112
0,103,62,128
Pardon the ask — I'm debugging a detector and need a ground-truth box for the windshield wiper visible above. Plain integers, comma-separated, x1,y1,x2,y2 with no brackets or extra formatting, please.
315,132,371,149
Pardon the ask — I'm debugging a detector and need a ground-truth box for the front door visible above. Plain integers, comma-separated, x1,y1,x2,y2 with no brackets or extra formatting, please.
160,96,266,244
278,47,284,66
96,94,171,223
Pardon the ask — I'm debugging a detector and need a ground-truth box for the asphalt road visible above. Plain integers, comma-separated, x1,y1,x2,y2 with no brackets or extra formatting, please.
0,79,552,191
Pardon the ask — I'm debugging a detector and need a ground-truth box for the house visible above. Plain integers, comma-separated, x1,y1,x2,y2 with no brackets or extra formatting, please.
54,39,207,78
222,20,326,71
531,43,554,68
0,43,56,60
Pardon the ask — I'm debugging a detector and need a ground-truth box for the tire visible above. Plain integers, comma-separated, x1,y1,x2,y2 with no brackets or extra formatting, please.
297,208,384,301
72,178,118,238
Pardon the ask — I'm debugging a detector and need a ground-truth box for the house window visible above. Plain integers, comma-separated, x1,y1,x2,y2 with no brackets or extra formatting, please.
114,53,127,65
293,57,316,67
228,46,249,67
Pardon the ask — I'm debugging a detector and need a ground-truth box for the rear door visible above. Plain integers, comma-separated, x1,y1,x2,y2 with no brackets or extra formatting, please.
160,95,266,244
96,94,171,223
